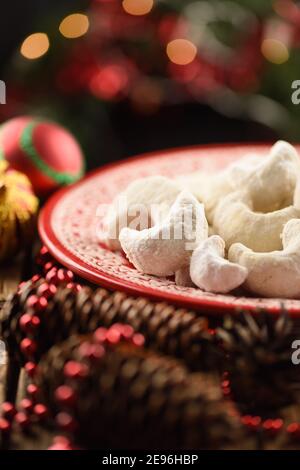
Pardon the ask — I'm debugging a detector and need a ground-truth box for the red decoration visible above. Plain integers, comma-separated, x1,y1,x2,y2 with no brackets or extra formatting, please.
1,402,16,420
63,361,89,380
0,116,85,196
20,338,37,357
262,418,283,436
48,435,79,450
14,411,30,429
287,423,300,440
27,384,39,398
56,412,77,432
55,386,77,407
19,398,34,413
0,418,11,433
33,404,48,420
24,361,38,377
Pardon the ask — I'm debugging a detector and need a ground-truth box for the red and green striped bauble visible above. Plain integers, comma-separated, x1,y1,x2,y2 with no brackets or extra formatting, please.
0,116,85,196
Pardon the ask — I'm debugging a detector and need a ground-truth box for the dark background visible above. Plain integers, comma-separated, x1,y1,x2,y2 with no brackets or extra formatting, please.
1,0,299,171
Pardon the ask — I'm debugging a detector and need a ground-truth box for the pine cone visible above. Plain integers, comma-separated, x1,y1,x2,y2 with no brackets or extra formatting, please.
1,276,217,371
36,325,242,450
217,311,300,413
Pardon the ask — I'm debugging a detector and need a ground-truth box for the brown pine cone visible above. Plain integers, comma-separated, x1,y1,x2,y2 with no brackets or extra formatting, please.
36,325,242,450
217,312,300,413
1,276,217,371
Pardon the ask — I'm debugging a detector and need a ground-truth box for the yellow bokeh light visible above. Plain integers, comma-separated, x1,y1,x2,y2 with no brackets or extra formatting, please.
166,39,197,66
122,0,154,16
59,13,89,39
20,33,50,60
261,39,289,65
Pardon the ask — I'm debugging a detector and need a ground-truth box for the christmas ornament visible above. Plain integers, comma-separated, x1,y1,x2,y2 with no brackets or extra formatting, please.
217,311,300,413
1,263,215,371
0,162,38,261
36,327,242,449
0,116,85,196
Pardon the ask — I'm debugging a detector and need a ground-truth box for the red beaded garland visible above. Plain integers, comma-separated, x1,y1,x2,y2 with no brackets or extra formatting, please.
48,435,73,450
26,295,40,310
24,361,37,377
19,398,34,413
106,328,121,345
37,296,48,311
57,269,74,283
56,412,77,432
20,338,37,357
13,250,300,449
287,422,300,440
0,418,11,433
132,333,145,347
37,283,57,299
53,435,72,445
63,361,89,380
120,324,134,340
93,327,108,343
39,246,49,258
14,411,30,429
45,268,59,284
55,386,77,407
262,418,283,436
1,402,16,420
27,384,39,398
33,404,48,420
66,282,82,293
20,314,41,333
241,415,262,431
43,261,55,273
78,342,105,362
19,313,33,332
48,442,71,450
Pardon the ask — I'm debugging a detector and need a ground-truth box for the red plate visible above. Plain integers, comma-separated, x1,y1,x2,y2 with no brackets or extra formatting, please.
39,143,300,317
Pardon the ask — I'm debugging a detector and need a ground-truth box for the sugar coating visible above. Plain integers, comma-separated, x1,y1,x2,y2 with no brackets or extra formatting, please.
190,235,248,294
119,191,208,277
101,140,300,298
102,175,182,250
229,218,300,298
213,141,300,252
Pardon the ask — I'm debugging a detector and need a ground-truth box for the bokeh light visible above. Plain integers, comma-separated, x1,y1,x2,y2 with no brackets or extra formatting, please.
166,39,197,65
131,78,163,114
89,65,129,100
122,0,154,16
59,13,90,39
261,39,289,64
20,33,50,60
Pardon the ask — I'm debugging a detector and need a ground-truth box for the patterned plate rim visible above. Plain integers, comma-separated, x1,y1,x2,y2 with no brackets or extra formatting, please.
38,143,300,317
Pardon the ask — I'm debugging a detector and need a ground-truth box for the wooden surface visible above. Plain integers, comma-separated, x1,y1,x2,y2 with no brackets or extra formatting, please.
0,255,23,405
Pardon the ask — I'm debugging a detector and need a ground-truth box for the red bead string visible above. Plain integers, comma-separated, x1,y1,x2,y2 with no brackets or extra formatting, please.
1,246,147,448
49,323,144,449
220,372,300,444
1,246,299,449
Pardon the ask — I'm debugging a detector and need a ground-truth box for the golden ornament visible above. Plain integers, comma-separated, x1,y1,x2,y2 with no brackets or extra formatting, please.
0,161,38,261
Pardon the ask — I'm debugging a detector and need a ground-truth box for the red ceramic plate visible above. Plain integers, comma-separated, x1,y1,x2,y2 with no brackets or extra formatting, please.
39,143,300,317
